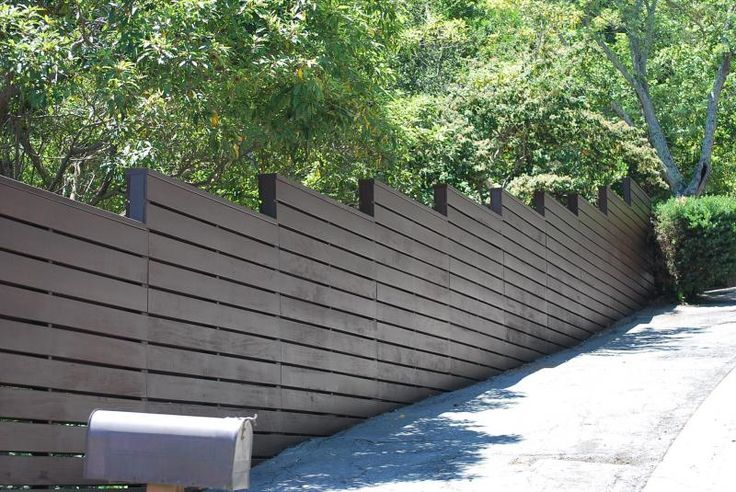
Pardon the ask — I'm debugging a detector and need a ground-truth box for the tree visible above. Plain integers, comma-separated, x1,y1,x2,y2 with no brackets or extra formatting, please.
581,0,735,196
0,1,400,210
387,0,666,205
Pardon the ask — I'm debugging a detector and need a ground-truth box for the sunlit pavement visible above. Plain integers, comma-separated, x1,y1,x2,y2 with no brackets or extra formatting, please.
248,287,736,491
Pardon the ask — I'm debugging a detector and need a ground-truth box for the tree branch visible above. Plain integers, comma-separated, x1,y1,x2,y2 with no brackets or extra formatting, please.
642,0,659,71
611,101,635,127
593,36,639,88
593,34,684,191
15,120,51,186
682,50,733,195
88,168,119,206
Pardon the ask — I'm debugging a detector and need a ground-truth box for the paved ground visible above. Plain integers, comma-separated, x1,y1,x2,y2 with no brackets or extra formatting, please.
248,287,736,491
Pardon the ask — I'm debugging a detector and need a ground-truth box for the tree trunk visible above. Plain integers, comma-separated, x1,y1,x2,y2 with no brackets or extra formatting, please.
681,51,732,196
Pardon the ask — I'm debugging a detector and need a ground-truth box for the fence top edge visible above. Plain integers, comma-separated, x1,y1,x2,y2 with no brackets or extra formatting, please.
542,191,579,220
371,179,448,221
274,174,373,222
133,168,277,225
444,184,497,214
577,193,609,222
1,174,146,230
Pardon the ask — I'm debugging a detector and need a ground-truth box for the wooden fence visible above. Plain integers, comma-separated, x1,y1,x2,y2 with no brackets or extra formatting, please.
0,170,654,486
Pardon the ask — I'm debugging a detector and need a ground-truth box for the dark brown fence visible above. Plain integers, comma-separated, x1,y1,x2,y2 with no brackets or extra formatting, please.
0,170,654,486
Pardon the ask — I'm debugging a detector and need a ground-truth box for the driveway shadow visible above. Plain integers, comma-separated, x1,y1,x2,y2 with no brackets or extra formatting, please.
249,385,524,491
590,325,706,355
695,286,736,306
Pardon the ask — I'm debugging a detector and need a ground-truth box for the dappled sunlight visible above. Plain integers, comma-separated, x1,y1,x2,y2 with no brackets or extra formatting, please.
249,387,526,491
590,325,706,355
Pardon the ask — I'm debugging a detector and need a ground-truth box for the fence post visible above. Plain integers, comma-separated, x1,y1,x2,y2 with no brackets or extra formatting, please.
621,177,633,205
598,186,609,215
358,179,375,216
125,168,148,223
258,174,278,219
533,191,545,216
567,193,579,215
433,184,448,216
489,187,503,215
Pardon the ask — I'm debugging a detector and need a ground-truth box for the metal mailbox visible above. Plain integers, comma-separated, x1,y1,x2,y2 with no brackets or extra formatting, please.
84,410,255,490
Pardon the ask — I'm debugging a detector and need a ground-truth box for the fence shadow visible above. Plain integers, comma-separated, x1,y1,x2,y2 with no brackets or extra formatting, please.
696,286,736,306
245,289,736,491
590,325,706,355
248,386,525,491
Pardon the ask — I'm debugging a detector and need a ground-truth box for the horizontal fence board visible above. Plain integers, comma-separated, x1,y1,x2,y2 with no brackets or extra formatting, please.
281,341,377,377
279,274,376,319
449,257,504,298
447,225,504,278
0,352,146,398
0,386,352,436
149,260,279,314
374,242,448,287
374,204,447,255
0,216,147,283
449,289,505,325
147,289,280,339
279,227,375,279
282,366,377,398
374,223,449,270
377,263,448,303
280,296,375,340
374,182,448,235
446,188,502,233
448,306,548,358
500,227,547,273
577,202,647,296
500,190,546,232
446,212,504,259
376,341,451,375
376,303,448,340
0,421,86,453
147,344,281,385
149,233,277,292
578,204,649,295
0,387,145,423
146,373,281,409
276,176,374,237
544,220,629,316
278,204,374,259
0,319,146,369
376,322,449,358
147,204,278,268
0,250,146,311
0,176,146,254
280,249,375,299
280,389,396,417
377,284,448,321
146,172,277,243
0,456,91,485
150,317,280,360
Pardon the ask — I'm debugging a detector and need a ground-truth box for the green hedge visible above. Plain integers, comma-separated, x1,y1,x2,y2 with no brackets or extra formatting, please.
654,195,736,301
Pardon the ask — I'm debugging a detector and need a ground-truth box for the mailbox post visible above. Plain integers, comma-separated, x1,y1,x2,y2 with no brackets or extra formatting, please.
84,410,255,491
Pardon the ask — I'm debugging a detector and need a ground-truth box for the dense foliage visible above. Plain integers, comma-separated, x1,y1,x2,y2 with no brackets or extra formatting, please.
2,0,734,212
654,196,736,300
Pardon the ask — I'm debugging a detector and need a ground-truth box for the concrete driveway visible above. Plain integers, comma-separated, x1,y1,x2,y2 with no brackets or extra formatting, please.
248,288,736,491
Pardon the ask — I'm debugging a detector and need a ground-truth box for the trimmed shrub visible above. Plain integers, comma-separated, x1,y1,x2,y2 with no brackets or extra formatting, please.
654,195,736,301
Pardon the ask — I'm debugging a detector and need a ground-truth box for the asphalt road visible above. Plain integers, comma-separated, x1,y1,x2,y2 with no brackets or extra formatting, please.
248,287,736,491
